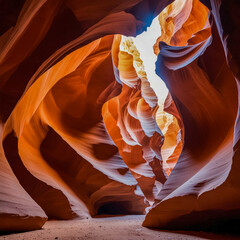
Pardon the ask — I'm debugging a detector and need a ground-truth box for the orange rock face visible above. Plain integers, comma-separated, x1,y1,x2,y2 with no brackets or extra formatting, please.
144,0,240,230
0,0,240,233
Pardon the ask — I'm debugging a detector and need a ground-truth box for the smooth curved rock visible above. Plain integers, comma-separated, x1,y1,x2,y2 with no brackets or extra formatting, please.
143,0,240,230
0,0,240,233
0,126,47,232
0,0,173,232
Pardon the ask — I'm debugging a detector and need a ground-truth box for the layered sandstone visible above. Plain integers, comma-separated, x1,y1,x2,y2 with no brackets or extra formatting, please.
0,0,240,233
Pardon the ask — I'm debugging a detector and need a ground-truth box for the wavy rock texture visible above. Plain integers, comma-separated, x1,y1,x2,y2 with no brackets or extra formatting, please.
0,0,240,233
103,35,168,202
156,96,182,176
119,36,181,176
144,0,240,230
0,129,47,232
0,0,171,232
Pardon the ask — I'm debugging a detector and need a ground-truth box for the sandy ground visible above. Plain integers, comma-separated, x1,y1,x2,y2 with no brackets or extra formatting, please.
1,215,240,240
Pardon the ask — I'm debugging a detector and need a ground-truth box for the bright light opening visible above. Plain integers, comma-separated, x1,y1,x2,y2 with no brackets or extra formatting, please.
132,17,169,106
120,16,181,175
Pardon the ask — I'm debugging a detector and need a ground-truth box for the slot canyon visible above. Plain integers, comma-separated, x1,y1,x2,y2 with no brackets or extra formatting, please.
0,0,240,239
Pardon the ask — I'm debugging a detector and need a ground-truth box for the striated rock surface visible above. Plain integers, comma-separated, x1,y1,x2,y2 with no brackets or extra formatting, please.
143,0,240,230
0,0,174,232
0,130,47,232
103,36,167,202
0,0,240,233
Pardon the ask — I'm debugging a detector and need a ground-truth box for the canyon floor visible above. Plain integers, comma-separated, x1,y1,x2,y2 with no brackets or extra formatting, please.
1,215,240,240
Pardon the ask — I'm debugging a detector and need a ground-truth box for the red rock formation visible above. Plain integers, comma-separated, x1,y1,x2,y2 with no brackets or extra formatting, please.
0,0,173,232
103,37,167,202
0,0,240,233
143,0,240,230
0,134,47,232
156,94,182,175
